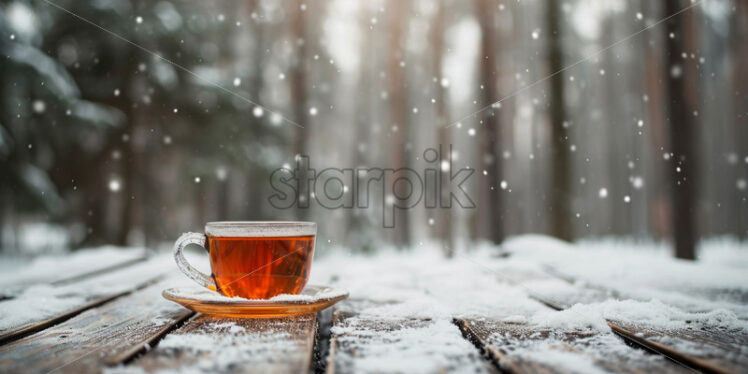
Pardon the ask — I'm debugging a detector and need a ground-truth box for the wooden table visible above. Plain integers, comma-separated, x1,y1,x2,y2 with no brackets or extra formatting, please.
0,249,746,374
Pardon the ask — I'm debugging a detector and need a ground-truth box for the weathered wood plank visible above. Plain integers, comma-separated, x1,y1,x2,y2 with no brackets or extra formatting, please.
608,321,747,374
326,299,498,374
0,248,147,296
0,255,170,345
0,275,193,373
455,318,692,374
520,273,747,374
128,313,317,373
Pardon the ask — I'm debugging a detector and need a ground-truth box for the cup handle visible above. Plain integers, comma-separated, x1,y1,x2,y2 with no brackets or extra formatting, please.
173,232,217,290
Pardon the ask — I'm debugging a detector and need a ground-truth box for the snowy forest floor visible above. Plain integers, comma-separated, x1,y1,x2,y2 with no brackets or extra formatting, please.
0,235,746,373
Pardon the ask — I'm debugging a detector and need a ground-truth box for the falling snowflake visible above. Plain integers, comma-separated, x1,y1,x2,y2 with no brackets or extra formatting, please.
216,167,228,181
194,177,201,183
309,107,318,116
108,180,121,192
253,107,264,117
670,65,682,78
598,188,608,198
32,100,45,113
233,78,241,87
135,16,143,24
271,113,282,125
631,176,644,188
385,194,395,206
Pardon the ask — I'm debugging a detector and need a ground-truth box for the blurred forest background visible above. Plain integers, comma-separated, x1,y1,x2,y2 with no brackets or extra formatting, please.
0,0,746,258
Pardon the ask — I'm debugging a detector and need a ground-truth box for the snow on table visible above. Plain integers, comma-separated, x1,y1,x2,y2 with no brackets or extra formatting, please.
0,234,746,374
0,254,171,343
0,246,147,295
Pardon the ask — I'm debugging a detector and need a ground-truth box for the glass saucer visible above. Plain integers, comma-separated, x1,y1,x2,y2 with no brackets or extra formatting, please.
162,285,348,318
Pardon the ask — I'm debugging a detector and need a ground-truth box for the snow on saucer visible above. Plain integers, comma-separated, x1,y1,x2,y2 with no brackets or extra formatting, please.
165,285,348,304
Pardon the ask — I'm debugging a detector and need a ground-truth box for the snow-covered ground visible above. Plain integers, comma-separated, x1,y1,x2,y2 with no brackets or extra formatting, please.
1,235,746,373
307,235,748,373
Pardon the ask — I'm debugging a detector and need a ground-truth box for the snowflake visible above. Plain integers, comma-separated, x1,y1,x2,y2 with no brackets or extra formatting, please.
108,180,121,192
670,65,682,78
32,100,45,113
736,179,746,191
598,188,608,198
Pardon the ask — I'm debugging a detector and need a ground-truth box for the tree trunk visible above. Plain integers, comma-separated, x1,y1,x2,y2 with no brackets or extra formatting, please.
731,1,748,238
475,0,504,244
290,0,310,221
349,4,374,249
431,0,455,255
664,0,698,260
246,0,264,221
546,0,572,241
388,0,411,247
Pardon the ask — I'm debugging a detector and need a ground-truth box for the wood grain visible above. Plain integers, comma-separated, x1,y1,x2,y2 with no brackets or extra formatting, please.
455,318,692,374
522,273,747,374
130,313,318,373
326,299,498,374
0,276,193,373
0,256,169,345
608,321,746,374
0,250,147,297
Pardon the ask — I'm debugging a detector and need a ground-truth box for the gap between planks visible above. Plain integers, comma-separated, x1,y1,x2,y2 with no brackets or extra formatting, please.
0,275,165,346
524,273,741,374
0,252,149,299
0,256,173,346
127,313,319,373
0,276,195,373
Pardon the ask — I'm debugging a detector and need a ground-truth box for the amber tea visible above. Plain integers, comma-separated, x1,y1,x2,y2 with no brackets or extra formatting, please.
174,222,316,299
207,235,314,299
